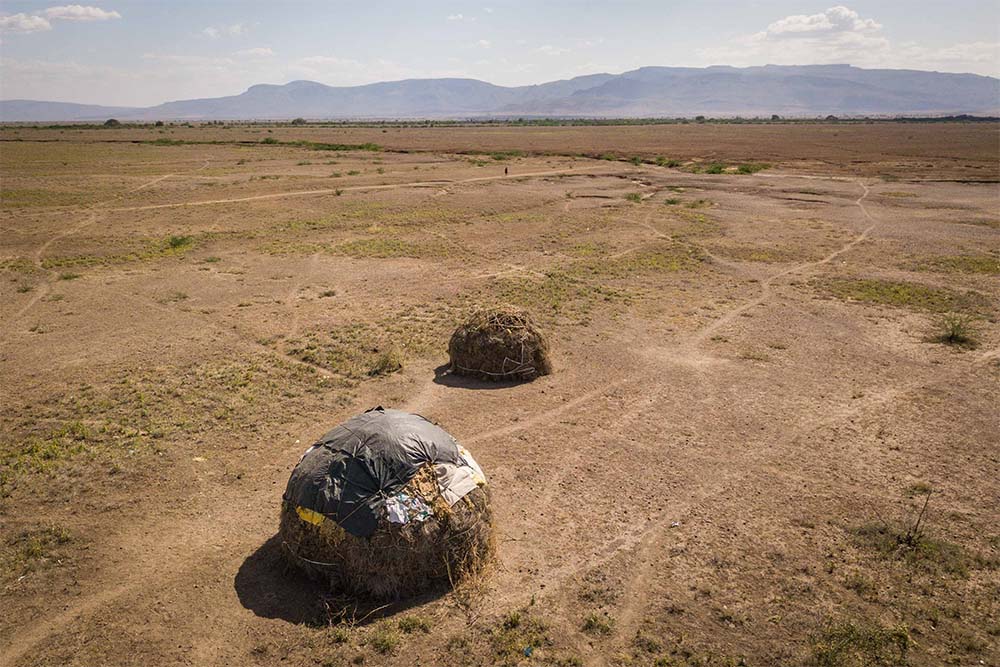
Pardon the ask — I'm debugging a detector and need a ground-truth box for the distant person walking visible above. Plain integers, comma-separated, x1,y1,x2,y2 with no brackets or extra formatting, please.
504,167,508,175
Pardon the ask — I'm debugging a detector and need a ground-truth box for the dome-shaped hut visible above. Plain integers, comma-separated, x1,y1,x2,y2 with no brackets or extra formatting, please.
280,407,493,599
448,305,552,382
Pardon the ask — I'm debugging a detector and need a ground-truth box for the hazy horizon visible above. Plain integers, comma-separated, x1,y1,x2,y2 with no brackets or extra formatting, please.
1,1,998,107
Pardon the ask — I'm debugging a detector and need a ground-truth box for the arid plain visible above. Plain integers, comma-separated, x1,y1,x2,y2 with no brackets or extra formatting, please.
1,123,998,666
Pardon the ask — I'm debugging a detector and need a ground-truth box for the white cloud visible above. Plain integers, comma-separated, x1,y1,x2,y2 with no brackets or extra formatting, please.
699,5,999,77
202,22,244,38
763,6,879,38
0,13,52,33
476,39,491,48
44,5,121,22
536,44,570,56
484,7,493,14
1,5,119,34
447,14,464,21
235,47,273,58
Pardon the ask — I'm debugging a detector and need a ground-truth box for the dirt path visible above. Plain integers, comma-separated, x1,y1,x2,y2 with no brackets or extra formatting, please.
104,164,621,212
7,160,212,323
596,178,879,660
684,179,875,350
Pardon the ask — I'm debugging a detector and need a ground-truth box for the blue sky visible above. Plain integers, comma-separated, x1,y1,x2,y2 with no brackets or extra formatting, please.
1,1,998,106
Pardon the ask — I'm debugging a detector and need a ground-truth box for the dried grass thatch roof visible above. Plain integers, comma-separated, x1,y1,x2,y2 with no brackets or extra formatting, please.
448,305,552,382
280,473,493,599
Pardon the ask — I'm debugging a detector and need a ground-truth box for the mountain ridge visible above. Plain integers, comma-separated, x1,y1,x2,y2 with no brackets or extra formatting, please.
3,64,998,121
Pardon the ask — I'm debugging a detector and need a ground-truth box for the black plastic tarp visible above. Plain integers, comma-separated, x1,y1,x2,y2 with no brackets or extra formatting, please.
282,407,467,537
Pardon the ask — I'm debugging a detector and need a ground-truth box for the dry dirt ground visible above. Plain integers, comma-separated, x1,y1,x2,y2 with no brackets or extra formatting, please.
1,124,998,667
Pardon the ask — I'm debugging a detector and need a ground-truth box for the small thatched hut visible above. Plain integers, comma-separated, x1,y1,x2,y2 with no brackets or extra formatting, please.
448,305,552,382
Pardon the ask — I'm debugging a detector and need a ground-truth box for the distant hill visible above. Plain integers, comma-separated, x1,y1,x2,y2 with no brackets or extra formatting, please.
3,65,998,121
0,100,140,122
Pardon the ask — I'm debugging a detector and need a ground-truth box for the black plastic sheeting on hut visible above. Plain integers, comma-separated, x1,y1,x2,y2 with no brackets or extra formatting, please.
282,407,473,537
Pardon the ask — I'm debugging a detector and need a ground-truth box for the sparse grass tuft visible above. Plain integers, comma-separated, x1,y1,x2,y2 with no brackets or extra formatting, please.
398,615,432,634
684,199,712,209
1,525,72,581
167,235,194,249
633,632,663,654
737,162,770,174
490,150,525,160
571,241,703,279
914,254,1000,274
58,272,81,280
369,347,403,377
333,237,430,259
929,313,979,348
582,613,614,636
625,192,643,203
368,621,400,654
810,619,911,667
817,278,989,314
850,519,992,577
490,610,550,662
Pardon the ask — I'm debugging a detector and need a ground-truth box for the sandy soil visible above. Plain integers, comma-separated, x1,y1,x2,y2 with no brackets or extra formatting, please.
1,125,998,667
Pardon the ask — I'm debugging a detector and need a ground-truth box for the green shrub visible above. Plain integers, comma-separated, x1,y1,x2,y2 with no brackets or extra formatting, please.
930,313,979,348
398,615,432,634
167,235,194,249
368,621,400,654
